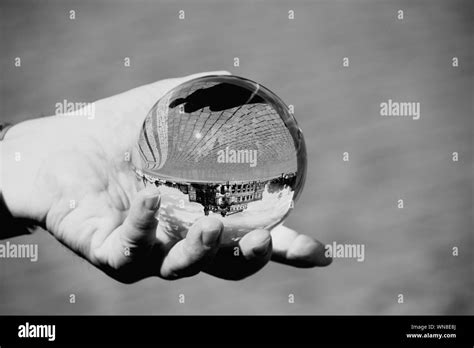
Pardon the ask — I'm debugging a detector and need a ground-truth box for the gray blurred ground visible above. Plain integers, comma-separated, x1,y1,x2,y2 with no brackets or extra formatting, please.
0,0,473,314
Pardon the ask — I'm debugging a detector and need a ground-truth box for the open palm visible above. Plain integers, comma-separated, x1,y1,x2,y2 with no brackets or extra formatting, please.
2,71,331,282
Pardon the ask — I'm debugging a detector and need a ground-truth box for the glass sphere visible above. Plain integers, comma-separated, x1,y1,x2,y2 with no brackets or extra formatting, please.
131,75,307,244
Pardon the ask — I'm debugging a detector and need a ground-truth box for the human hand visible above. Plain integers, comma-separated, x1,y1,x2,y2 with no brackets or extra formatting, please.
1,71,331,282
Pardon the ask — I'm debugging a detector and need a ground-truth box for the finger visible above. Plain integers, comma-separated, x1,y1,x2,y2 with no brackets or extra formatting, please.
158,216,223,280
144,70,232,99
270,225,332,267
91,186,161,273
120,186,161,248
96,71,232,119
175,70,232,84
204,229,272,280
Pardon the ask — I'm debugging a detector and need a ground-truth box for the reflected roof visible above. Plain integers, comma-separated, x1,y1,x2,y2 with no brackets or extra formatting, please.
138,77,299,182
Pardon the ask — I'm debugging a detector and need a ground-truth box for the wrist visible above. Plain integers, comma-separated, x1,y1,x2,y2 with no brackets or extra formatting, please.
1,120,48,222
1,123,39,237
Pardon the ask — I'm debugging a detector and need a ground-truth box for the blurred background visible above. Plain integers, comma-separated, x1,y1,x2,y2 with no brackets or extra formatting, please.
0,0,472,314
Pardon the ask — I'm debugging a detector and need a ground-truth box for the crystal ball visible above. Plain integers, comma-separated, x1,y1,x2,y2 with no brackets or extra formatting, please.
131,75,307,244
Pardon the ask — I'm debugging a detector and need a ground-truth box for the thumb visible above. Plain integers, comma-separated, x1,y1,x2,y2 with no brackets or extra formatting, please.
121,187,161,247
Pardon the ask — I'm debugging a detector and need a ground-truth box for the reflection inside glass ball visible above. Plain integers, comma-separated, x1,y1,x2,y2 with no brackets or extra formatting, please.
131,75,307,244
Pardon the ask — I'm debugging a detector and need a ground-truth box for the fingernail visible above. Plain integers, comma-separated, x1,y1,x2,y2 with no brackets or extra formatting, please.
252,236,271,256
318,244,333,266
202,229,221,247
196,217,223,246
144,193,160,210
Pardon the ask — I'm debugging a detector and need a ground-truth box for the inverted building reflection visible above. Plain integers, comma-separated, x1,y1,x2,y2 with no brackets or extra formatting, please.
134,167,296,217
